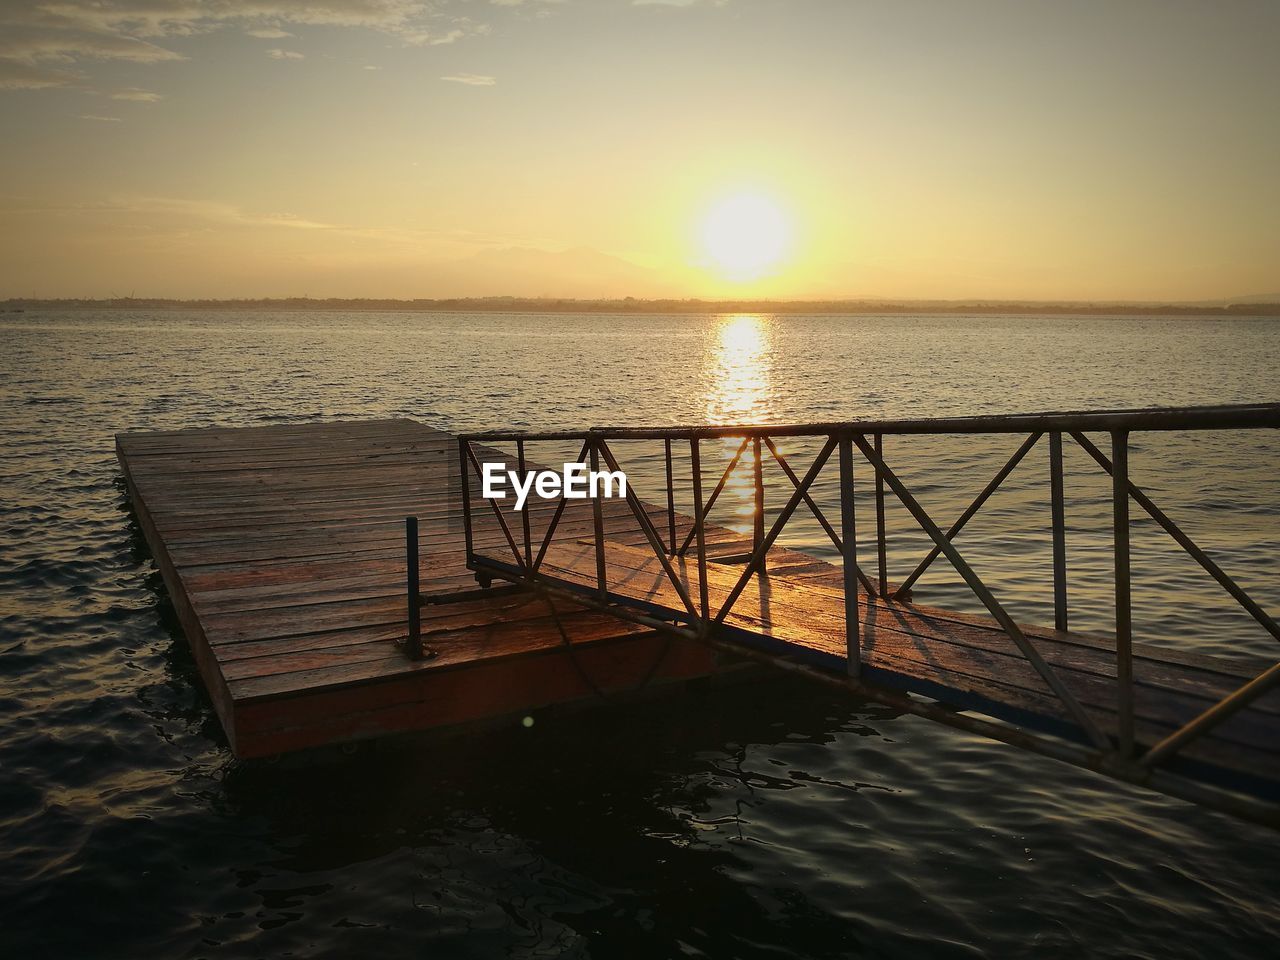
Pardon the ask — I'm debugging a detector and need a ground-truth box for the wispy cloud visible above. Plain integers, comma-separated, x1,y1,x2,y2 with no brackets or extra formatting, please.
404,28,467,46
267,48,304,60
80,114,122,122
0,2,487,96
109,87,162,101
0,28,185,66
11,2,459,39
442,73,495,86
27,194,541,249
0,60,83,90
0,193,613,296
80,196,337,231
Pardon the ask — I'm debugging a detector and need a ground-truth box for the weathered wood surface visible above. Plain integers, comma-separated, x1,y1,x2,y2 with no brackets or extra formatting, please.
116,418,735,757
532,537,1280,789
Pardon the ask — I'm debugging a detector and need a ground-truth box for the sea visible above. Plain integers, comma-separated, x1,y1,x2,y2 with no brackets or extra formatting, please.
2,309,1279,958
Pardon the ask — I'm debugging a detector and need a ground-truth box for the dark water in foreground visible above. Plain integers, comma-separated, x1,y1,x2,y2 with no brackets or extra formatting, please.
2,311,1279,958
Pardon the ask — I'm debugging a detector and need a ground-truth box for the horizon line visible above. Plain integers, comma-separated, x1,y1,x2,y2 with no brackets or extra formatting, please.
4,295,1279,318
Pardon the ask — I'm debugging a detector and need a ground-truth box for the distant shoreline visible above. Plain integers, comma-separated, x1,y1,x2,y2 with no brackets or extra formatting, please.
4,296,1278,318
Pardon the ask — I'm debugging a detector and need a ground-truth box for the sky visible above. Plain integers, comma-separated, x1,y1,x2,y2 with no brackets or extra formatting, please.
0,0,1277,302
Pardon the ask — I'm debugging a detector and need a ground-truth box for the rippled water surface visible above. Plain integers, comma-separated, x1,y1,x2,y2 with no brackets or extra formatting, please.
2,310,1280,958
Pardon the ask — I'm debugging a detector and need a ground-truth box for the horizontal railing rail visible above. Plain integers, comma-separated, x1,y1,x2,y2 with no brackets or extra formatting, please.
425,403,1280,825
458,402,1280,443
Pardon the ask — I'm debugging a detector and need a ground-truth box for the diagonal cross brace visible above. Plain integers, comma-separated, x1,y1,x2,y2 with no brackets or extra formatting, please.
1141,660,1280,768
1071,430,1280,648
852,433,1111,752
762,435,877,596
595,438,700,619
676,437,751,557
714,437,838,624
530,439,591,572
463,441,527,571
894,432,1042,599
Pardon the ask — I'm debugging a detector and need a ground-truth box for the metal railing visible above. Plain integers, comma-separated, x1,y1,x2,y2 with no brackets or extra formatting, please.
432,403,1280,823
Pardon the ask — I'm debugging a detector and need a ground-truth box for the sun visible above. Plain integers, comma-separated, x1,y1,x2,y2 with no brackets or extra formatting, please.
700,191,792,281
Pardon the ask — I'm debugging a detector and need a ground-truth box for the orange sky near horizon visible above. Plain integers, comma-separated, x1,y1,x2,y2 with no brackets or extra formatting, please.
1,1,1277,302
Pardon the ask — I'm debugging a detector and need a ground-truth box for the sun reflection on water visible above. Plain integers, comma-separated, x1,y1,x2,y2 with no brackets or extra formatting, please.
706,314,772,425
705,315,774,530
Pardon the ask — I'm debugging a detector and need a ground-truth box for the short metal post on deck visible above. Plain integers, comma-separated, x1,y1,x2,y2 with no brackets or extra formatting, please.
405,515,424,661
839,433,861,677
874,432,888,597
752,435,766,575
1049,431,1068,631
665,438,677,555
1112,430,1134,758
589,438,608,600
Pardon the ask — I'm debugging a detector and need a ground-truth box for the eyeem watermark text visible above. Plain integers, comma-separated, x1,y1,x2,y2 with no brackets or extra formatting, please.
481,462,627,511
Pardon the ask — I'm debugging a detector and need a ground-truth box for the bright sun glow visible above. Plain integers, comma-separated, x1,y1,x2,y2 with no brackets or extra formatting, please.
700,192,792,281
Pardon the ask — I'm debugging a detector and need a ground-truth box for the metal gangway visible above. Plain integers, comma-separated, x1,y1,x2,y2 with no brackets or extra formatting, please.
409,404,1280,827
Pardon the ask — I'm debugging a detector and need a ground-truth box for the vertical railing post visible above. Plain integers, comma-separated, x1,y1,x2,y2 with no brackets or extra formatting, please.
752,435,766,575
589,438,608,600
690,438,710,624
457,438,473,566
839,432,861,677
517,439,533,568
1112,430,1134,758
665,437,677,555
874,432,888,597
405,515,423,661
1050,431,1068,631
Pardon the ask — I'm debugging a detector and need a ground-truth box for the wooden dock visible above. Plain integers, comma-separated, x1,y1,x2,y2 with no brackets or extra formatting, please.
116,419,750,757
118,415,1280,823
